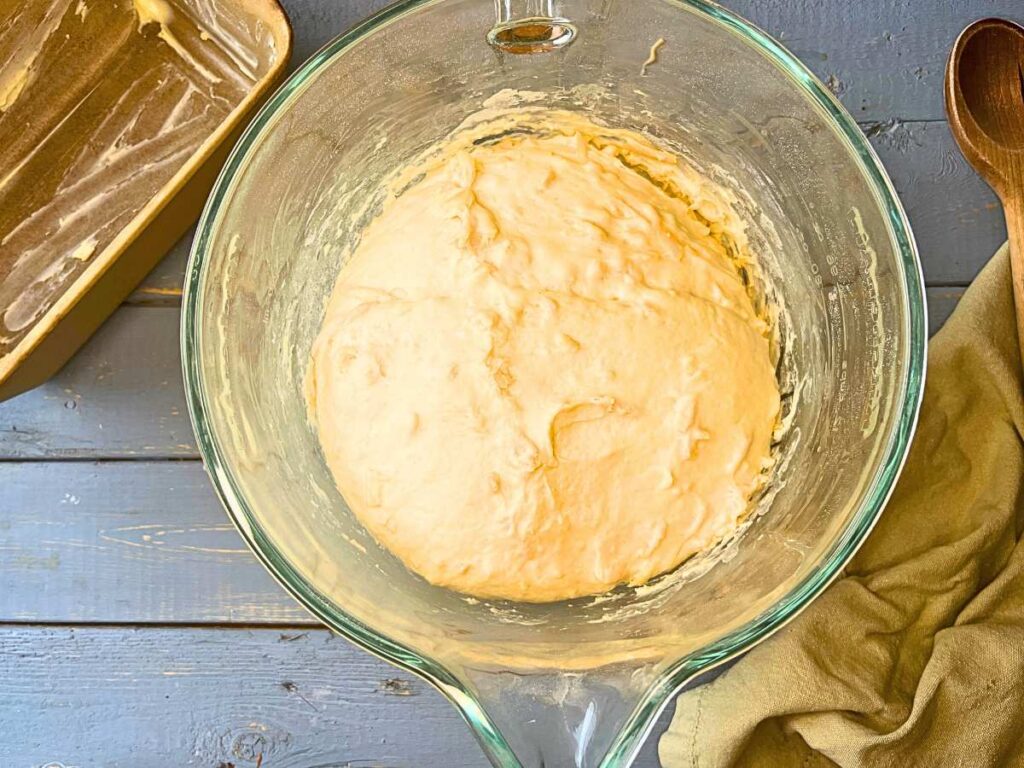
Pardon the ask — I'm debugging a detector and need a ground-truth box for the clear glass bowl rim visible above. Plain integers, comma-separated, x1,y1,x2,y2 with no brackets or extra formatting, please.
181,0,927,764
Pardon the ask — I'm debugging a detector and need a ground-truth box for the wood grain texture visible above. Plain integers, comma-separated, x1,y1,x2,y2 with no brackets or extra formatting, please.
124,228,191,306
0,625,667,768
285,0,391,65
117,0,1020,299
110,0,1024,301
0,280,954,626
125,119,1005,298
869,120,1005,285
0,308,193,459
0,2,1007,766
228,0,1024,125
0,289,966,628
731,0,1024,123
0,288,967,460
0,461,310,624
927,286,964,334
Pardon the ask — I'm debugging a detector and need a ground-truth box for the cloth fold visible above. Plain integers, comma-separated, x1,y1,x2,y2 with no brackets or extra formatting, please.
660,244,1024,768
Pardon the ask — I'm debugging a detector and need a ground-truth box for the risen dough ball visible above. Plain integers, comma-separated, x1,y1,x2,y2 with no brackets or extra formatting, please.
307,113,780,602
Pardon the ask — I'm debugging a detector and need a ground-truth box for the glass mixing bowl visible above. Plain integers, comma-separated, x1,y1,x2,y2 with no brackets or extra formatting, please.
182,1,926,765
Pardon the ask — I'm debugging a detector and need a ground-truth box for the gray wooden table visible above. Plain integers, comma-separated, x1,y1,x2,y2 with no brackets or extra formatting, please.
0,1,1014,766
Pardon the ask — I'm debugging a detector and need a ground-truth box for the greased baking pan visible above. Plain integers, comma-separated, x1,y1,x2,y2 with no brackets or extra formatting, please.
0,0,291,401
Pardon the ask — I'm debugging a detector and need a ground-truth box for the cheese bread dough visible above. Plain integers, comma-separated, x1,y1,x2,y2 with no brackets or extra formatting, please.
306,112,780,602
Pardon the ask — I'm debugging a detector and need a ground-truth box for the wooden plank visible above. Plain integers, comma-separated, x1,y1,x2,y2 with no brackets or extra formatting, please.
731,0,1024,123
0,291,970,627
285,0,390,66
125,227,191,306
121,0,1016,299
124,120,1005,297
0,307,194,459
927,286,964,335
868,121,1005,286
0,287,968,460
0,461,311,624
0,5,989,766
0,625,667,767
274,0,1023,124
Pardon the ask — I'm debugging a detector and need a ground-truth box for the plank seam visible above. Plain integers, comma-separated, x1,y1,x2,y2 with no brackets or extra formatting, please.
0,455,203,464
0,619,323,630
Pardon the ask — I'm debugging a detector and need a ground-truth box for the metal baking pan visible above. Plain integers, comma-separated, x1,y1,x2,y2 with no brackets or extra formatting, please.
0,0,292,401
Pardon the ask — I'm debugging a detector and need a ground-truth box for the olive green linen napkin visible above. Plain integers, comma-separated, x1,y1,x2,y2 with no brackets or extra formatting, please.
660,244,1024,768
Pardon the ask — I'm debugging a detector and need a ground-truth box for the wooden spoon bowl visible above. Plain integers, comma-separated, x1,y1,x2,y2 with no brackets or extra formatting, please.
946,18,1024,365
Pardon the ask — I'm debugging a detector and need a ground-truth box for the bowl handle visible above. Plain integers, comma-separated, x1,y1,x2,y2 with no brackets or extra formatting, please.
487,0,577,54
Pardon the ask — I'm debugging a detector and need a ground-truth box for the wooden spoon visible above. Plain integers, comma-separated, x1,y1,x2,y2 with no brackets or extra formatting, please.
946,17,1024,364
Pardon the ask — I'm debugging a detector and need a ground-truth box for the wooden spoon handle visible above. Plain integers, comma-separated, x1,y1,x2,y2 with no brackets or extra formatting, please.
1001,196,1024,368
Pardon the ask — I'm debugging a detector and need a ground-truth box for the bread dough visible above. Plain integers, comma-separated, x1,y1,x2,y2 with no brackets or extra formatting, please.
306,112,780,602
